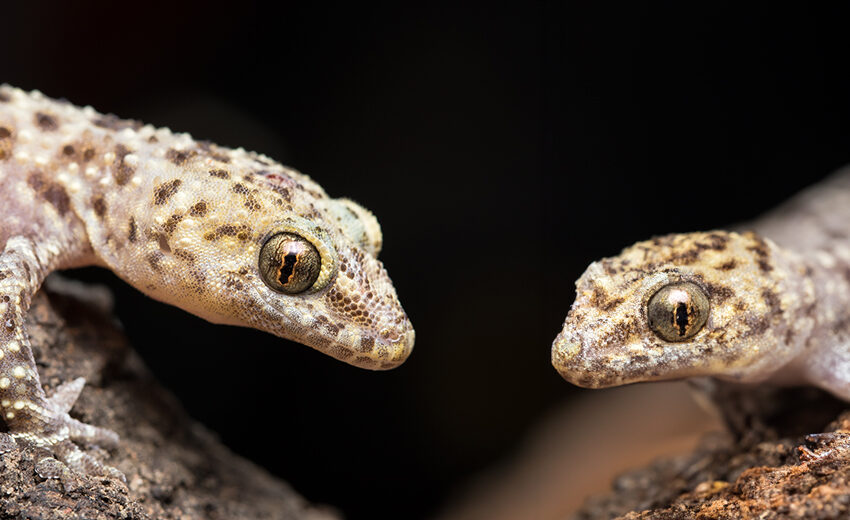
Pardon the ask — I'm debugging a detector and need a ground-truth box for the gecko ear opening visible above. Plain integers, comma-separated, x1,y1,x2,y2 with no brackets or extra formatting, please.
324,199,383,258
646,282,709,342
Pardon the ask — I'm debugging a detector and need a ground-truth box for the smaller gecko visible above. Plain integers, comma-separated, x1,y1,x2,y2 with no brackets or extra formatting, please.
0,85,414,478
552,168,850,400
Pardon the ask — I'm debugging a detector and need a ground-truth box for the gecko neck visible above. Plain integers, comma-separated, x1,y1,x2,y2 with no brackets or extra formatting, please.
780,245,850,395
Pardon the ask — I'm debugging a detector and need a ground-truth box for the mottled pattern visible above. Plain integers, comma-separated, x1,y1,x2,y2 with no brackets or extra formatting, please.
0,85,414,476
553,168,850,400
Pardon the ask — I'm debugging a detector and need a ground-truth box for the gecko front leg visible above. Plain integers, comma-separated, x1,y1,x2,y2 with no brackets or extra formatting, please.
0,236,120,479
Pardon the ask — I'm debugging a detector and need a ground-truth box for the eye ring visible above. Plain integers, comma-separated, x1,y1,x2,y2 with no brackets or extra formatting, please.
259,232,321,294
646,281,709,342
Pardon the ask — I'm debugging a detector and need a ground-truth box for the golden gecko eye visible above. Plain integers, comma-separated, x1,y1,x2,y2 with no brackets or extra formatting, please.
646,282,709,342
259,232,321,294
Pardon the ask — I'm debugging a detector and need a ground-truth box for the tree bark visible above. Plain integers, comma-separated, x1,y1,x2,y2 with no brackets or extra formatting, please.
0,278,338,520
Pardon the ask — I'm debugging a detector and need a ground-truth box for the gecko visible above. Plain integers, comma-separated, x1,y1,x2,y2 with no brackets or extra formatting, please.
552,167,850,400
0,85,414,478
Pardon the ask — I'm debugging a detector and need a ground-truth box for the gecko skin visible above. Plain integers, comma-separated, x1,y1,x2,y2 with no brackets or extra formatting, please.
552,168,850,400
0,85,414,477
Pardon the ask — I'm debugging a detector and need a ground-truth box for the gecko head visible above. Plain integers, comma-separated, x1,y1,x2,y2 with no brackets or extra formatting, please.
246,195,414,370
552,231,795,387
167,165,414,371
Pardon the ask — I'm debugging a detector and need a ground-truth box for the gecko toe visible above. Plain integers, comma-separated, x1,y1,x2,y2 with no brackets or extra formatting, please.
48,377,87,414
38,440,125,485
64,415,120,449
0,433,16,454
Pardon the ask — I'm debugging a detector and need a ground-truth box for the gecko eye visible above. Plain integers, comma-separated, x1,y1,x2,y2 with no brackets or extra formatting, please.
259,233,321,294
646,282,709,342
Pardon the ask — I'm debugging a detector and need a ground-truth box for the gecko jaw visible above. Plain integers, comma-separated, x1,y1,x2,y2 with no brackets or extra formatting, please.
264,288,415,371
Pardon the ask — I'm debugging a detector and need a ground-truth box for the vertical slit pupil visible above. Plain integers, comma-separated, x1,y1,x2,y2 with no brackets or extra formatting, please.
674,302,689,336
278,253,298,284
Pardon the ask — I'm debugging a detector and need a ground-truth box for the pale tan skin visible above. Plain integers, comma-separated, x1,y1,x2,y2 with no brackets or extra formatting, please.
0,85,414,478
553,168,850,400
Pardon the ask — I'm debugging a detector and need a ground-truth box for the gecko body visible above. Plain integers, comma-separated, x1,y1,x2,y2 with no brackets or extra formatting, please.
0,85,414,477
552,168,850,400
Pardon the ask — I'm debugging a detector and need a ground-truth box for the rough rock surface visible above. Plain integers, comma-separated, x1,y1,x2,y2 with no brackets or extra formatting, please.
0,278,338,520
573,385,850,520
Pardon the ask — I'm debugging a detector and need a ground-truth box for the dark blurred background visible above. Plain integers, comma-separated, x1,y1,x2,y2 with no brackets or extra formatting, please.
4,2,850,519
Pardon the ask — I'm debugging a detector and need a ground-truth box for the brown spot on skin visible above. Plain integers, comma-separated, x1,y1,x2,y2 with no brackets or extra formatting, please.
166,148,197,166
744,315,769,337
274,187,291,202
110,144,136,185
35,112,58,131
630,354,650,365
163,214,184,234
147,252,165,271
312,315,341,337
359,336,375,353
174,249,196,264
670,234,730,265
212,224,252,241
245,196,262,211
670,248,700,265
209,169,230,179
762,288,781,314
0,92,8,103
27,171,70,215
590,284,624,312
707,283,735,304
128,217,138,242
704,233,729,250
189,201,208,217
0,127,12,160
92,195,107,217
601,259,620,275
26,171,45,191
756,259,773,273
190,269,206,290
148,135,158,143
717,259,737,271
62,144,75,156
154,179,182,205
785,328,796,346
231,183,263,211
83,148,95,161
93,114,142,131
604,320,638,348
224,276,244,291
747,235,773,273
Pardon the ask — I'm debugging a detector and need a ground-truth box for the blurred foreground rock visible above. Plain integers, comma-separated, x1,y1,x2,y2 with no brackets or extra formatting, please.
575,386,850,520
0,278,337,520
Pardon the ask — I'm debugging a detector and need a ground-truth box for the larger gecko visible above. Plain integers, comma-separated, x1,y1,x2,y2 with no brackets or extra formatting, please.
552,167,850,400
0,85,414,477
